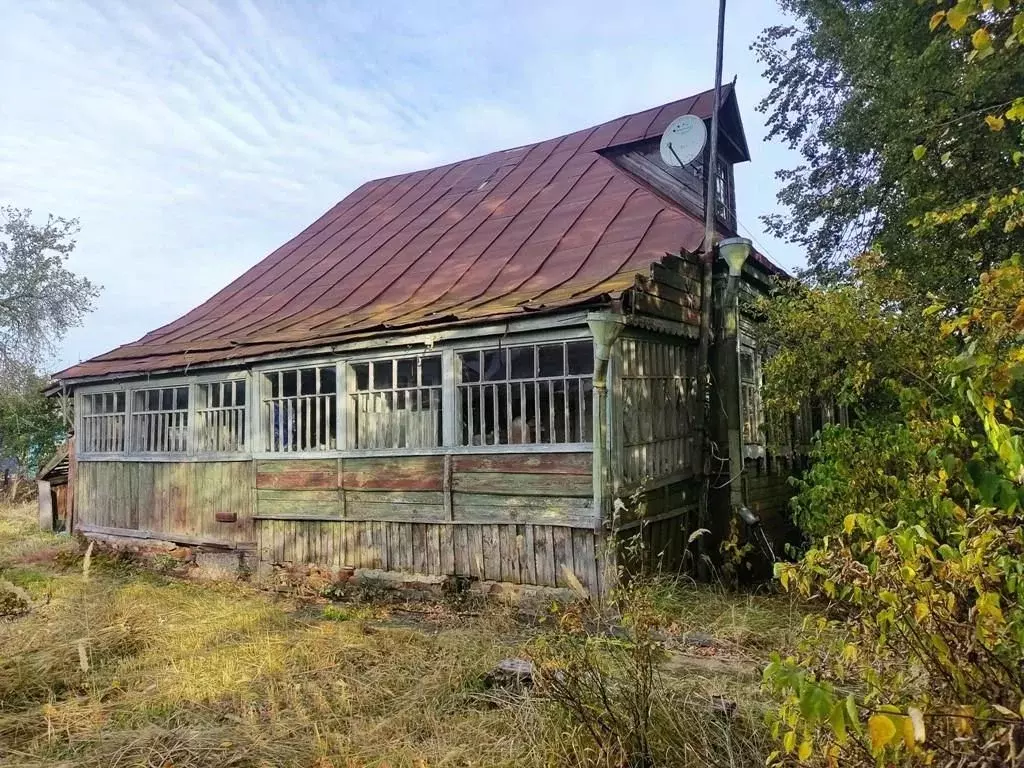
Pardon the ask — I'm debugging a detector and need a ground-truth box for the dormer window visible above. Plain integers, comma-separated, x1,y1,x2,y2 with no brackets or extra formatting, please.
603,137,737,232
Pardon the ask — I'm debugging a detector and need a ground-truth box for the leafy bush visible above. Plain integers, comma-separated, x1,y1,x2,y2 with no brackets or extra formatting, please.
761,260,1024,765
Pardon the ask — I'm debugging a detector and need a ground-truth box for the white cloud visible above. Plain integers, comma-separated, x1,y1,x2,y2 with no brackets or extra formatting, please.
0,0,801,373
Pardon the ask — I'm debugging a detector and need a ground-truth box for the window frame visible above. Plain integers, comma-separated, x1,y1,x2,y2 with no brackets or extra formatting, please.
74,327,600,461
739,336,765,459
75,371,252,461
345,352,444,451
453,338,596,449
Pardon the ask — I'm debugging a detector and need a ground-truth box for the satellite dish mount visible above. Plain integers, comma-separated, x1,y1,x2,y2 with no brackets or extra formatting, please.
659,114,708,167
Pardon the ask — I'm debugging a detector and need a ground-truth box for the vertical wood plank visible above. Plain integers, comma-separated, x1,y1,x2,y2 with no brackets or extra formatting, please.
469,524,484,579
483,524,501,581
533,526,553,586
453,525,469,576
522,524,536,585
553,527,573,588
572,529,598,594
426,524,441,575
439,523,454,576
413,524,427,574
509,524,522,584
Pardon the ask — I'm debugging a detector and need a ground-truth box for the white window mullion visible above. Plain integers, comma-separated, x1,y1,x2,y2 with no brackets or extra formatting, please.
186,382,198,456
441,348,456,447
123,386,133,455
336,360,348,451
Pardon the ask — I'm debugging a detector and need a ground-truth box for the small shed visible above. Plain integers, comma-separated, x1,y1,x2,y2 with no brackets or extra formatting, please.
49,84,810,593
36,443,70,532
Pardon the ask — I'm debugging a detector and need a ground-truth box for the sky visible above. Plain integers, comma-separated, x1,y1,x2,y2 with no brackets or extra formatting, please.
0,0,801,373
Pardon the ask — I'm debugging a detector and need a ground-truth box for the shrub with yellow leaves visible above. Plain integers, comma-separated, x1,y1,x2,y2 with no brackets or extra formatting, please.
763,260,1024,766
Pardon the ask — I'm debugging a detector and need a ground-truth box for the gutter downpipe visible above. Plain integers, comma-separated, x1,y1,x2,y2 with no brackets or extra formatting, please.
587,313,625,562
694,0,728,574
718,238,752,514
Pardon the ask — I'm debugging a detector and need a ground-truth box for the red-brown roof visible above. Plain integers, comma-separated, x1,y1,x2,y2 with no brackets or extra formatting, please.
58,84,779,382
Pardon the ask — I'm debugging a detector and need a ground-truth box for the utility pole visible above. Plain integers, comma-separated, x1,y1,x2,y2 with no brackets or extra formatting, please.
693,0,728,571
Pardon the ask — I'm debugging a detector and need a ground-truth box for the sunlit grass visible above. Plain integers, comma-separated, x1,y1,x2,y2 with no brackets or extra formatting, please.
0,500,794,767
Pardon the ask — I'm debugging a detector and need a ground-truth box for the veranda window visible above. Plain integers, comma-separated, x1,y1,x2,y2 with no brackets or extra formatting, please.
457,341,594,446
348,355,442,449
740,348,762,445
261,366,337,452
195,380,247,452
80,392,127,453
131,387,190,453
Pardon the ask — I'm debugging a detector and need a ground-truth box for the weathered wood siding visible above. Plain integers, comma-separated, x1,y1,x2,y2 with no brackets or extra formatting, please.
76,461,254,547
256,518,606,593
614,478,700,577
613,332,698,488
629,254,703,327
252,451,601,591
253,453,595,526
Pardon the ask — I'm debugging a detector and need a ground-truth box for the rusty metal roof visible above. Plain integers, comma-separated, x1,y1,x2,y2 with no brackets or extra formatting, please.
57,84,780,382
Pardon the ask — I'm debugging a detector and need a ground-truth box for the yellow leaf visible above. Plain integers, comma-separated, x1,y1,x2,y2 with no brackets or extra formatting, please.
930,10,946,30
913,144,927,161
985,114,1006,132
798,739,813,761
867,714,897,752
947,6,968,30
954,705,974,735
843,514,857,535
908,707,926,742
972,27,993,49
901,716,916,748
784,729,797,753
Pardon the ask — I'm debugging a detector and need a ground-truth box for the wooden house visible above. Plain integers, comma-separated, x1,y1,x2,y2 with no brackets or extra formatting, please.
51,85,791,594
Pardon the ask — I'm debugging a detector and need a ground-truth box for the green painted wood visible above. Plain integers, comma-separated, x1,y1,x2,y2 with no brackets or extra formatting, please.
452,504,598,527
452,472,592,497
342,503,447,523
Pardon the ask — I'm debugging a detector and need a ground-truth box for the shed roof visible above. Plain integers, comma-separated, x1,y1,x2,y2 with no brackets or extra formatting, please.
57,84,780,383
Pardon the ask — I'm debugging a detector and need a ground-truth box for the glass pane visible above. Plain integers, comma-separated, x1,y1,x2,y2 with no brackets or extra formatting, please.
538,344,565,377
373,360,393,389
740,352,755,382
459,351,480,383
396,358,416,388
281,369,297,397
235,381,246,406
175,387,188,410
566,341,594,375
421,356,441,386
319,367,337,394
352,363,369,391
300,367,318,395
509,347,534,380
483,350,504,382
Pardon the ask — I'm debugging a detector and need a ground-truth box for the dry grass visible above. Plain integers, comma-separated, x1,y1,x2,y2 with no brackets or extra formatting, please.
0,502,790,767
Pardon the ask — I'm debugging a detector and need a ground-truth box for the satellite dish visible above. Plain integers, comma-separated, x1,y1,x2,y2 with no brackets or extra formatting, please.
659,115,707,167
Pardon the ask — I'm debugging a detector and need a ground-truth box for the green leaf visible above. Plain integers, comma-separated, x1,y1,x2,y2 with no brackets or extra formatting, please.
845,695,862,734
829,702,849,745
913,144,927,161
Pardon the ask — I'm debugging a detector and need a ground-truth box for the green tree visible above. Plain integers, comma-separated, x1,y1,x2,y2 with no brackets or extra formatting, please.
0,371,66,496
0,206,100,386
754,0,1024,298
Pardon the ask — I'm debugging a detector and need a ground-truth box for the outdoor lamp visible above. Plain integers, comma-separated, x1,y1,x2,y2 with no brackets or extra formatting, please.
718,237,753,277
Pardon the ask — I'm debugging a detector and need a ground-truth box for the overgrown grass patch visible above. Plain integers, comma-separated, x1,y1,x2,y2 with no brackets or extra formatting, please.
0,501,797,767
